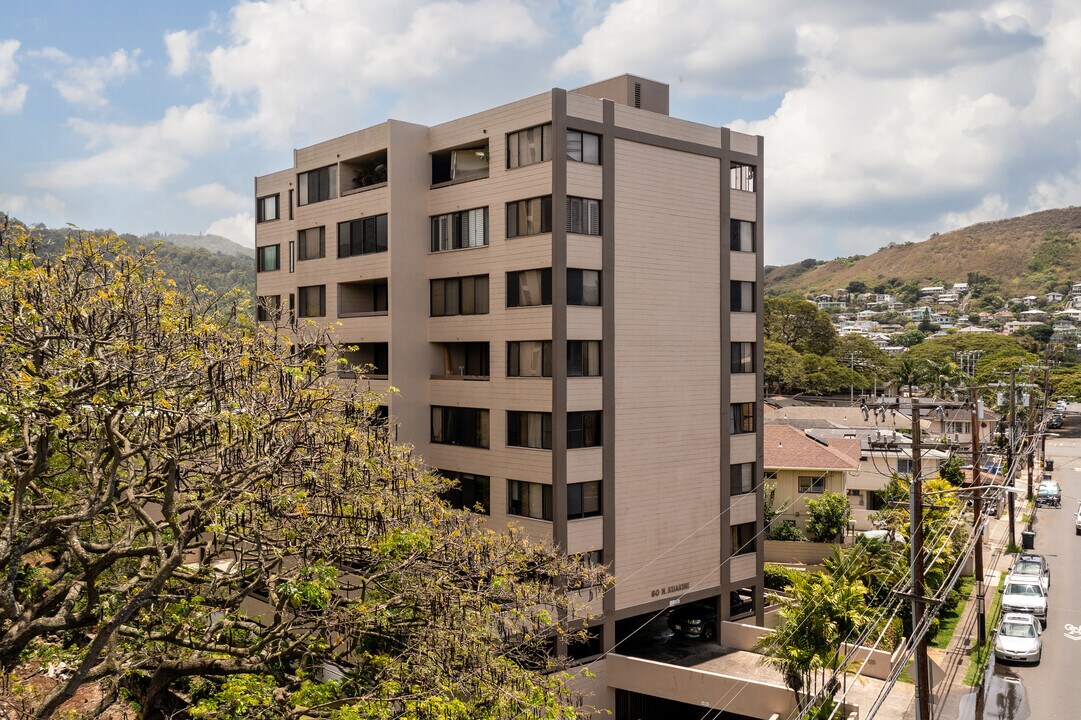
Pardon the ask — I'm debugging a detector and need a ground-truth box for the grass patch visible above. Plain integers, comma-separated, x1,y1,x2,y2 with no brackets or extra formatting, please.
930,576,975,649
962,574,1005,687
898,659,913,684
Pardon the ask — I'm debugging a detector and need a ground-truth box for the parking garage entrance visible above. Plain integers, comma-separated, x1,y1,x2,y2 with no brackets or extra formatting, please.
616,690,760,720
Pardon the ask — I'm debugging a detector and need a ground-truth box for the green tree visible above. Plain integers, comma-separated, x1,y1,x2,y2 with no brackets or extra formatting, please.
765,296,838,355
0,226,606,719
764,340,805,394
938,455,965,486
833,335,894,389
804,492,852,543
894,329,926,347
846,280,867,295
800,353,861,395
924,358,963,399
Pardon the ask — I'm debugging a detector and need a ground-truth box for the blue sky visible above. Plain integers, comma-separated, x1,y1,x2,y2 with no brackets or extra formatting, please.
2,0,1080,265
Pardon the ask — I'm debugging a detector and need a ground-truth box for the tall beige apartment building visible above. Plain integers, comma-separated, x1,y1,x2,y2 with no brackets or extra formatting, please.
255,74,764,715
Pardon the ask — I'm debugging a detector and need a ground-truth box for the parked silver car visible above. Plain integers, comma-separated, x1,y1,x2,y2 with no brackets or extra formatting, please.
994,612,1042,663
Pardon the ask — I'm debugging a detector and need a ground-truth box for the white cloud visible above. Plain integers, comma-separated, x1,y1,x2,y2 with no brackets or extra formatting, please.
0,39,29,113
180,183,248,211
36,193,65,218
205,0,544,141
206,212,254,247
554,0,801,96
164,30,197,76
0,193,30,214
940,193,1010,231
32,46,141,107
26,102,231,190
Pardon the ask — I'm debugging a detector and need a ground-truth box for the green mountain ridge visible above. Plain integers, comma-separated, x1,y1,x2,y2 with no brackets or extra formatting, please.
766,206,1081,298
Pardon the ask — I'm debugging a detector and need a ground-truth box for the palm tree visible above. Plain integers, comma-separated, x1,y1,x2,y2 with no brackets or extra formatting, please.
895,357,927,398
925,358,962,400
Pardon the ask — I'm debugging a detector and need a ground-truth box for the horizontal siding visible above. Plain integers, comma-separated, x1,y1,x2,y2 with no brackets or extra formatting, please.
566,93,604,123
567,377,603,410
614,105,723,148
730,313,756,340
611,139,722,611
730,190,757,221
730,252,757,282
729,434,757,464
567,162,603,198
730,374,756,401
567,517,604,554
729,493,758,525
729,131,759,156
567,447,603,482
295,122,391,171
729,554,757,584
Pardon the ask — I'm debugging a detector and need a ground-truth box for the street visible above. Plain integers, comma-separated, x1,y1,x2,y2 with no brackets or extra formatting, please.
956,410,1081,720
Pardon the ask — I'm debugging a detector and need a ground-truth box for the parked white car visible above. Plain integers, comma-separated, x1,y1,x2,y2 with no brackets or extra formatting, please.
1001,578,1048,626
994,612,1042,663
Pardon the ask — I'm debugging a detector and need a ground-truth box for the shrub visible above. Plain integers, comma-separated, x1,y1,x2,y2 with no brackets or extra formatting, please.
764,563,803,591
771,522,808,542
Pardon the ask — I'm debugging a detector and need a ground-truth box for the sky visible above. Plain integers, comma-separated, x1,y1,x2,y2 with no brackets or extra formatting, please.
1,0,1080,266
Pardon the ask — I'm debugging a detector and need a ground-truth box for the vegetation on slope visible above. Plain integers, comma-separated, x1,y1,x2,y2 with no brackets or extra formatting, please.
766,207,1081,298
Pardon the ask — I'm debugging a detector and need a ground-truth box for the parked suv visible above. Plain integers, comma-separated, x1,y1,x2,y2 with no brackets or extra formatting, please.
1008,553,1050,591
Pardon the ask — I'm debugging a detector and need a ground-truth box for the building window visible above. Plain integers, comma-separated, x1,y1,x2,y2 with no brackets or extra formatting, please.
338,215,388,257
732,522,756,556
731,281,755,312
731,220,755,252
257,194,279,223
338,279,387,316
431,406,489,448
507,479,552,521
799,475,825,494
507,341,552,378
507,411,552,450
507,268,552,308
567,481,602,519
431,143,488,185
297,285,326,318
731,342,755,373
297,226,325,261
566,130,600,164
298,165,335,205
567,269,601,306
568,340,601,377
566,197,601,235
568,411,602,449
731,463,755,495
507,124,552,169
440,471,490,515
432,207,488,251
256,295,281,322
896,458,913,476
430,275,489,317
256,244,280,272
730,163,755,192
288,241,295,272
506,196,552,238
731,403,755,434
434,342,489,378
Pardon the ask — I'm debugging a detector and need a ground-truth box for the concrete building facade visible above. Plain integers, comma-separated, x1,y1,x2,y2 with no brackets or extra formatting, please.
254,75,764,703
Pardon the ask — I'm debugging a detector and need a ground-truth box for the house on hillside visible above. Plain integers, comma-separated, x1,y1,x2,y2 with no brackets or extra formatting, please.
1046,292,1064,303
952,282,969,294
937,293,959,305
1004,320,1046,335
1019,309,1048,322
919,286,945,299
763,425,861,535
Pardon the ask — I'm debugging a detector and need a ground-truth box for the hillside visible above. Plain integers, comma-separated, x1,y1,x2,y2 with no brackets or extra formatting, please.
142,231,253,258
1,215,255,300
765,207,1081,297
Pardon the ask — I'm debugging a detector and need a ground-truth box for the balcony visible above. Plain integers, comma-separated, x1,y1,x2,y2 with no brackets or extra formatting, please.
337,342,388,380
430,341,489,381
431,141,489,187
340,150,387,196
338,279,388,317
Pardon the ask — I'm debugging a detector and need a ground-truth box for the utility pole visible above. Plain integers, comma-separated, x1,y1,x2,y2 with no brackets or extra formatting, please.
1007,369,1017,549
910,399,932,720
1042,366,1051,469
970,387,986,646
1026,373,1036,500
